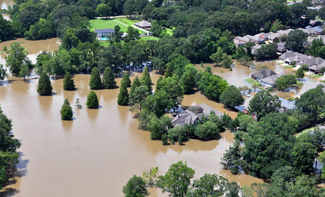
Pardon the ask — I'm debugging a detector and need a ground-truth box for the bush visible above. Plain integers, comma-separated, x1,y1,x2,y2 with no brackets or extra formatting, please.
86,91,99,109
162,134,168,145
229,67,233,71
268,87,274,91
89,67,103,90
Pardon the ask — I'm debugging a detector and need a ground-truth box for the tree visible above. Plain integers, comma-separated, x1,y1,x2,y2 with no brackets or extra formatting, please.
96,4,112,18
164,64,173,78
275,75,297,90
140,67,152,95
125,26,139,42
270,19,285,33
60,98,73,120
0,64,6,82
238,115,254,132
221,53,233,68
86,91,99,109
157,161,195,197
19,64,29,80
129,86,149,113
123,175,149,197
63,72,76,90
248,91,281,120
130,76,141,92
220,85,244,109
37,72,53,96
181,71,195,94
118,80,129,106
102,67,116,89
296,67,304,80
194,121,220,140
187,174,228,196
285,30,308,53
89,67,103,90
148,115,172,139
295,85,325,121
5,42,30,76
157,76,184,109
122,73,131,87
151,20,164,37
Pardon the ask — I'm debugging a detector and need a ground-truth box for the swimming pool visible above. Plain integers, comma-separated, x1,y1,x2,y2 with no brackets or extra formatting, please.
100,37,108,40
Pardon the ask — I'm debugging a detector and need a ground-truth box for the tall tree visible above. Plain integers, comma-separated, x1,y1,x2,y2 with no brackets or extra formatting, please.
248,91,281,120
5,42,30,76
122,73,131,87
130,76,141,92
157,161,195,197
37,72,53,96
63,72,76,90
89,67,103,90
220,85,244,109
164,64,173,78
140,67,152,95
102,67,116,89
295,67,305,80
181,71,195,94
209,47,223,65
129,86,149,114
96,4,112,18
285,30,308,53
86,91,99,109
295,85,325,121
118,80,129,106
60,98,73,120
221,53,233,68
18,64,29,80
123,175,149,197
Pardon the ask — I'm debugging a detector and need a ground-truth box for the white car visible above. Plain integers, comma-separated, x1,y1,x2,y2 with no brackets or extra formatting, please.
245,93,250,98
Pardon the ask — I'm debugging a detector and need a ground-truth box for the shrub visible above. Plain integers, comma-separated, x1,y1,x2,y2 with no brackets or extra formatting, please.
86,91,99,109
37,72,52,95
60,98,73,120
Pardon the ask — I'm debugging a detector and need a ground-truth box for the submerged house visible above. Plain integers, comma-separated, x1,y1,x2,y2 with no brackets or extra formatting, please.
251,68,279,87
171,103,223,128
278,52,311,65
94,29,115,38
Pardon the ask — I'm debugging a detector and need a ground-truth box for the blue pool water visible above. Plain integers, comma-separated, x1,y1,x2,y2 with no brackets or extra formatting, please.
100,38,108,40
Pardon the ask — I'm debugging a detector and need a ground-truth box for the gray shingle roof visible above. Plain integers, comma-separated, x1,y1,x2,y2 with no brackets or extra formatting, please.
94,29,115,33
134,21,151,28
251,68,277,79
261,74,279,85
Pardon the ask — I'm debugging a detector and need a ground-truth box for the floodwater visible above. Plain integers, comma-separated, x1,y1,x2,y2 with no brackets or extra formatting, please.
0,35,322,196
0,0,13,10
0,71,263,196
0,38,61,65
198,60,321,99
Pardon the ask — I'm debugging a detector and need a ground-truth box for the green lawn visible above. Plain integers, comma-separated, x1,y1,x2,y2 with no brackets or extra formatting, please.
285,65,294,69
98,36,160,46
310,74,323,79
296,127,315,137
245,78,260,85
166,28,173,36
114,18,140,26
90,19,129,32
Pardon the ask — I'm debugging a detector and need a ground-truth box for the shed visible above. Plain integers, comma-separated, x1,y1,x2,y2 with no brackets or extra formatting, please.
134,21,151,28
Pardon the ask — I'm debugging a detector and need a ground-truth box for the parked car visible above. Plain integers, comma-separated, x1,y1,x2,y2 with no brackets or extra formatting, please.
245,93,251,98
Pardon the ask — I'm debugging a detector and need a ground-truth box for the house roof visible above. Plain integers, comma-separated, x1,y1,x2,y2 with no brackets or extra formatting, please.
311,26,323,33
94,29,115,33
278,97,295,109
134,21,151,27
251,68,277,79
279,52,299,60
252,45,261,54
261,74,279,85
171,103,223,127
310,61,325,71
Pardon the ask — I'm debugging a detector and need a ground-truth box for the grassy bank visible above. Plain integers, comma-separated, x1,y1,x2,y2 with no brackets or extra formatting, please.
245,78,260,85
98,36,160,46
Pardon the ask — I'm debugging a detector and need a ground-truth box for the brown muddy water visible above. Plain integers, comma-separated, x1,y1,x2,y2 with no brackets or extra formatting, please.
0,36,322,196
198,60,321,99
0,73,263,196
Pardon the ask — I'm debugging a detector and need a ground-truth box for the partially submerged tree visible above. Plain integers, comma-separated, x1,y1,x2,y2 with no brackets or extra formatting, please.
63,72,76,90
86,91,99,109
89,67,103,90
118,80,129,106
37,72,52,96
60,98,73,120
102,67,116,89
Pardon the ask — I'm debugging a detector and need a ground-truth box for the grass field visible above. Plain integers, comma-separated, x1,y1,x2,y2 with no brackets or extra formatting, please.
90,19,129,32
245,78,260,85
296,127,315,137
98,36,160,46
166,28,173,36
114,18,140,26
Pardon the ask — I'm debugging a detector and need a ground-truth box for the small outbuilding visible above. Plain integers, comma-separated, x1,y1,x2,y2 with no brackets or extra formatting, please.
134,21,151,29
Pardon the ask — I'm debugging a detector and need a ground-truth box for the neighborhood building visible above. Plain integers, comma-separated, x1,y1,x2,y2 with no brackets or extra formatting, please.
278,52,311,65
306,25,323,34
251,68,280,87
94,29,115,38
171,103,223,128
309,61,325,73
134,21,151,29
278,97,296,113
